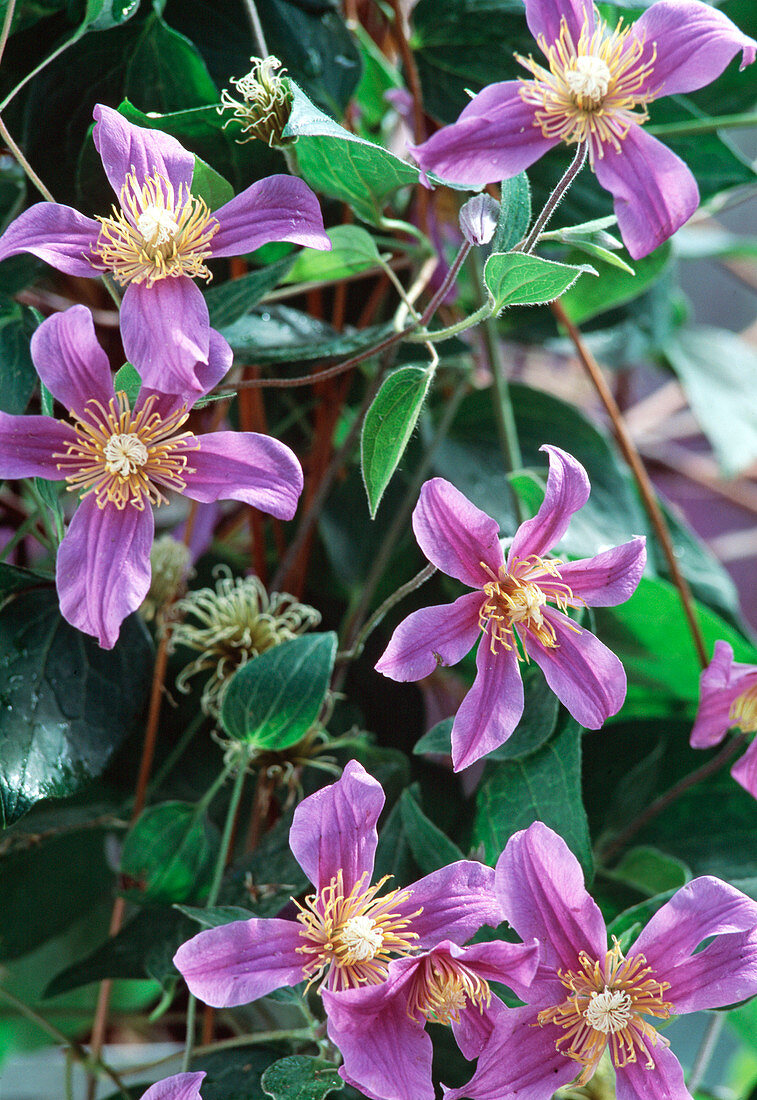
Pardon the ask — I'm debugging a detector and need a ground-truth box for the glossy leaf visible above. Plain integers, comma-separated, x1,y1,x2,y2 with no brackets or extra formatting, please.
559,242,671,324
283,225,382,287
119,801,219,904
190,154,234,212
484,252,596,313
220,633,337,750
113,361,141,407
220,305,391,364
177,904,255,929
398,788,464,874
0,297,39,415
362,366,431,517
262,1057,342,1100
205,256,297,329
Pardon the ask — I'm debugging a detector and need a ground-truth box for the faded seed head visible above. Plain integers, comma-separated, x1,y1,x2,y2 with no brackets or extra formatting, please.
219,56,296,147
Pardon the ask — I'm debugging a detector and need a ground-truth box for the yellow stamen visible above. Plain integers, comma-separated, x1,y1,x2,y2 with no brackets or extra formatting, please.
53,392,199,510
407,953,491,1026
478,554,583,657
537,938,673,1085
517,16,658,164
92,170,219,287
730,684,757,734
294,869,422,992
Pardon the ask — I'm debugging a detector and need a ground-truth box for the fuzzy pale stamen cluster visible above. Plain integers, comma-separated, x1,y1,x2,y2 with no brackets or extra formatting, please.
294,868,421,992
219,56,295,147
406,953,491,1026
517,15,658,164
53,392,198,510
730,684,757,734
478,555,582,657
537,938,673,1084
141,535,193,621
92,170,219,287
170,567,321,714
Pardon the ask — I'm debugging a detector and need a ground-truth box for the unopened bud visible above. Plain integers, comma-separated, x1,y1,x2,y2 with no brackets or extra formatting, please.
459,193,500,246
219,56,295,148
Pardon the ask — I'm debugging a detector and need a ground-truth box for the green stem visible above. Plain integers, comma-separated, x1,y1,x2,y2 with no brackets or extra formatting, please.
0,510,48,561
0,115,55,201
0,26,85,113
405,302,492,343
0,0,17,69
128,1030,316,1077
688,1012,725,1094
648,111,757,137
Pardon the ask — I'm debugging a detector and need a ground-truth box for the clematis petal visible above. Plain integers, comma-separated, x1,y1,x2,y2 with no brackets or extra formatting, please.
140,1073,206,1100
120,279,210,397
593,125,699,260
631,0,756,98
375,591,482,682
30,305,114,417
411,83,558,188
690,640,757,748
211,175,331,256
0,202,99,276
523,608,626,729
731,738,757,800
495,823,606,981
523,0,595,46
182,431,303,520
288,759,384,894
437,938,540,1004
136,330,234,419
451,640,524,771
508,445,590,564
443,1006,578,1100
615,1043,691,1100
396,861,502,947
93,104,195,196
0,413,76,479
173,918,304,1007
631,876,757,1012
56,496,153,649
453,995,507,1061
543,536,646,607
412,478,503,588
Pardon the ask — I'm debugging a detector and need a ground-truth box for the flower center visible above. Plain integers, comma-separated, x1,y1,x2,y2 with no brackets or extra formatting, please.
407,954,491,1027
478,555,581,656
537,938,673,1086
516,15,658,163
730,684,757,734
92,170,219,287
294,869,421,992
53,392,199,510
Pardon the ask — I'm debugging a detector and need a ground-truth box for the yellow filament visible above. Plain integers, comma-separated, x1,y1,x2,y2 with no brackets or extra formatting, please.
731,684,757,734
406,953,491,1026
478,555,583,657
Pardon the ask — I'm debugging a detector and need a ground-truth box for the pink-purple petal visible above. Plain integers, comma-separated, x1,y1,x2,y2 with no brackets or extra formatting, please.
56,496,153,649
397,860,502,947
374,591,482,682
731,738,757,800
593,125,699,260
134,331,234,419
412,478,503,588
93,104,195,197
211,175,331,256
546,536,646,608
438,938,540,1004
140,1073,206,1100
30,305,115,417
631,876,757,1012
411,83,558,187
690,640,757,748
288,759,383,895
523,608,626,729
173,917,304,1007
508,445,590,565
451,640,524,771
615,1043,691,1100
120,278,210,396
631,0,756,98
495,823,606,979
182,431,303,520
452,995,507,1061
522,0,594,46
0,202,99,276
0,413,76,480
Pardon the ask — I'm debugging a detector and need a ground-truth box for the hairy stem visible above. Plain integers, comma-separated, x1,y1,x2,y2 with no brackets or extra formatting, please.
520,141,587,254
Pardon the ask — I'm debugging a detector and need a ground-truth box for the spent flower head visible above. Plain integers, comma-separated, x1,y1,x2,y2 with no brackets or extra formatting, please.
219,56,296,147
170,566,321,714
140,534,193,622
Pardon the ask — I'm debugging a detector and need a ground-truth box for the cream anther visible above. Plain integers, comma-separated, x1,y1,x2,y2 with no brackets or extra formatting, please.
137,205,180,246
104,433,149,477
566,55,612,105
584,988,634,1033
339,915,384,963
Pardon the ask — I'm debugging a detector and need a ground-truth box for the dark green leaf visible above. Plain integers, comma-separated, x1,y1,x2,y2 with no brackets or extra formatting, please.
0,297,39,414
361,366,431,517
113,361,141,406
607,846,690,897
262,1057,342,1100
205,256,297,328
399,789,464,874
119,802,219,903
194,1047,290,1100
220,633,337,750
0,587,153,826
491,173,531,253
484,252,596,312
84,0,140,31
123,13,218,110
0,562,51,605
606,890,676,944
190,155,234,212
559,241,671,323
219,304,391,364
176,904,254,929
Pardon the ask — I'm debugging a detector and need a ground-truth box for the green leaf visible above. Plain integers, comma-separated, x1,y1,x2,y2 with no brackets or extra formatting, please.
195,1047,290,1100
119,802,219,904
283,82,420,225
283,225,383,287
219,305,391,365
0,297,39,414
220,633,337,750
124,13,219,111
262,1057,342,1100
559,241,671,323
190,155,234,212
607,846,690,898
205,256,297,328
0,587,153,826
558,238,636,275
491,173,531,253
470,715,593,876
483,252,596,313
361,366,431,517
665,326,757,477
398,789,464,874
176,904,254,929
113,361,141,406
84,0,139,31
0,563,51,605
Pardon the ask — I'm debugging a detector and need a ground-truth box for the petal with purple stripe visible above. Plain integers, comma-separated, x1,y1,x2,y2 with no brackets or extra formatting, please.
0,203,99,277
31,305,115,418
120,278,210,397
412,478,503,588
0,413,76,480
93,104,195,196
615,1043,691,1100
690,640,757,748
731,738,757,800
182,431,303,520
396,860,502,947
544,537,646,607
140,1073,206,1100
451,640,524,771
375,591,482,682
523,0,594,47
211,175,330,256
508,445,590,564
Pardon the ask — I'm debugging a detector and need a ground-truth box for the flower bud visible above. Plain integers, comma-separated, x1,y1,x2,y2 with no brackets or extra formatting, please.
459,193,500,246
219,56,295,148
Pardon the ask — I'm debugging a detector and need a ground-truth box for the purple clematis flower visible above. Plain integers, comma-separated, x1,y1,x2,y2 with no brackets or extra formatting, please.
0,305,302,648
691,639,757,800
139,1073,205,1100
376,445,646,770
323,938,539,1100
173,760,503,1004
0,104,331,394
445,822,757,1100
411,0,756,258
